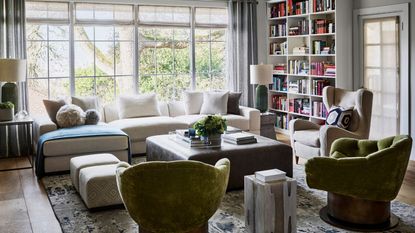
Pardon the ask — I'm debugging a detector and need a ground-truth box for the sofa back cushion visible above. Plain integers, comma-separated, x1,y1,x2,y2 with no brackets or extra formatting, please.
183,91,203,114
200,91,229,115
118,94,161,119
103,100,169,123
168,101,186,117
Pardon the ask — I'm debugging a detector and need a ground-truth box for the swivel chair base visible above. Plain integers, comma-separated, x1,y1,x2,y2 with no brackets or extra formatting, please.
319,193,399,232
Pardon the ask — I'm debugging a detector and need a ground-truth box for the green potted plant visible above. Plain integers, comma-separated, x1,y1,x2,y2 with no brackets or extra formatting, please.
193,115,227,147
0,101,14,121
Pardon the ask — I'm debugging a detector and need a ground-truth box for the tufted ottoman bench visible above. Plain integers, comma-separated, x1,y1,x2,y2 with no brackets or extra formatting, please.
70,154,123,209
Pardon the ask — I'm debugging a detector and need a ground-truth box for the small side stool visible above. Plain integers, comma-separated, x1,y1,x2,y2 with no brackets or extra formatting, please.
70,153,120,191
260,112,277,140
244,175,297,233
79,164,123,209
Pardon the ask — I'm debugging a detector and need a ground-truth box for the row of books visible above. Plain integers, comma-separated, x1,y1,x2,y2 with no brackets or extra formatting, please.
270,0,335,19
288,79,309,94
272,95,288,111
271,76,287,91
222,132,257,145
312,19,335,34
290,98,311,115
274,64,287,74
287,0,309,16
270,2,286,18
270,42,288,55
311,79,330,95
312,101,328,118
275,114,288,130
288,60,309,75
270,23,287,37
312,40,335,54
311,0,335,13
310,62,336,76
288,19,309,36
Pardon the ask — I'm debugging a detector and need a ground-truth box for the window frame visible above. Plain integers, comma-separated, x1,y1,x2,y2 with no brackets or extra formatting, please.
26,1,229,105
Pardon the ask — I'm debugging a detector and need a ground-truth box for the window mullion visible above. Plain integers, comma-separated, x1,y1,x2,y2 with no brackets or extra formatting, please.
190,7,196,90
69,2,75,96
134,5,139,94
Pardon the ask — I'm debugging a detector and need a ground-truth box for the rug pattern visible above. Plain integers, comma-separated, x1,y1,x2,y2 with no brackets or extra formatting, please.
42,160,415,233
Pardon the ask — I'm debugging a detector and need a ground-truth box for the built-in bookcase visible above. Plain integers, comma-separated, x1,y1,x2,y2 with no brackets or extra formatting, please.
266,0,352,134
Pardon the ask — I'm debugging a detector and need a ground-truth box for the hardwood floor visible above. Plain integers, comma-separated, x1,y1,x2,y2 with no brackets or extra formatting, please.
0,134,413,233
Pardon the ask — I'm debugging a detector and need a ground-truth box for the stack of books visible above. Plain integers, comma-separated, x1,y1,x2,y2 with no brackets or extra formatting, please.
272,75,287,91
255,169,286,183
273,64,287,74
223,133,257,145
270,41,287,55
269,2,286,18
175,129,205,148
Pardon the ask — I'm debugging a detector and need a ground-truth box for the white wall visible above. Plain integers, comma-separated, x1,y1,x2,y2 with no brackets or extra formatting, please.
354,0,415,160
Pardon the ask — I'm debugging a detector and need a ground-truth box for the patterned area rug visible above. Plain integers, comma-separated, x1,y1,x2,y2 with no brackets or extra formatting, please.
42,158,415,233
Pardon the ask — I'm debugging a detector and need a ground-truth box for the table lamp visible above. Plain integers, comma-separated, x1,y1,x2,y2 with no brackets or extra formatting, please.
0,59,27,113
250,64,273,113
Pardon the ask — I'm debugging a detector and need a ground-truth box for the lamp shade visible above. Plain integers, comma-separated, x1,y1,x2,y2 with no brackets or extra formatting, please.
250,64,273,85
0,59,27,82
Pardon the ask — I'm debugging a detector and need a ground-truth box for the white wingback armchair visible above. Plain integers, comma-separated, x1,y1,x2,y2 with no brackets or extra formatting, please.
289,86,373,162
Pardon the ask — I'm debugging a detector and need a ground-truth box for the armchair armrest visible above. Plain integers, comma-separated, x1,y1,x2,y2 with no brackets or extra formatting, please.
116,162,131,200
319,125,364,157
289,119,321,147
239,106,260,133
33,117,57,152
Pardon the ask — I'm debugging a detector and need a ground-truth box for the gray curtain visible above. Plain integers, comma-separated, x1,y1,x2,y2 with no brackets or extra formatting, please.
227,0,258,107
0,0,30,157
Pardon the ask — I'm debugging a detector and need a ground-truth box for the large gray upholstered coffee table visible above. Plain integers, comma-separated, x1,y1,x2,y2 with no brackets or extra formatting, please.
146,134,293,190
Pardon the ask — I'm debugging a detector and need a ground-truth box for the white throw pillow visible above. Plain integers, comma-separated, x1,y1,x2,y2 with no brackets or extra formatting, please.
118,93,161,119
183,91,204,115
200,91,229,115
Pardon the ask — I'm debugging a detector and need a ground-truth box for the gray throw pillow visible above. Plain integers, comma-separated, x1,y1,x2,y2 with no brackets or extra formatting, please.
43,99,66,124
227,92,242,115
85,109,100,125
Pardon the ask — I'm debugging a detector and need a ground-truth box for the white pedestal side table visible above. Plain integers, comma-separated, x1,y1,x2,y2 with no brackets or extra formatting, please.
244,175,297,233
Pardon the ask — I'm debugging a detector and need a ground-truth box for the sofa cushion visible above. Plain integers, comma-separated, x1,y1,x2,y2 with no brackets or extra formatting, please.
222,114,250,131
293,129,320,147
174,115,207,128
43,135,129,156
227,92,242,115
183,91,203,114
118,93,161,119
108,116,188,142
200,91,229,115
168,101,185,117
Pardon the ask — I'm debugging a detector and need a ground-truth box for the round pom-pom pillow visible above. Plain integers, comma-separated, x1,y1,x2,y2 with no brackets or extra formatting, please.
85,109,100,125
56,104,85,128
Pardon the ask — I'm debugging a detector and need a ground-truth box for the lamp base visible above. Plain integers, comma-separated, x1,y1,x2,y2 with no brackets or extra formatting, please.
255,85,268,113
1,82,18,113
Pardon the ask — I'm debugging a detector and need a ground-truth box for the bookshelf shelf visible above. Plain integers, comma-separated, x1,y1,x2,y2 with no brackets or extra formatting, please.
266,0,351,134
310,33,335,37
310,10,335,16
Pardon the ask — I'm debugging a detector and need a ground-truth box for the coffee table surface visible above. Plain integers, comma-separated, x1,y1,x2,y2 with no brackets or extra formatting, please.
146,133,293,190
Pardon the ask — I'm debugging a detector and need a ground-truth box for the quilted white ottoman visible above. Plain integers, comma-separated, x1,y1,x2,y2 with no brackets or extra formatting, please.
70,153,120,191
79,164,123,209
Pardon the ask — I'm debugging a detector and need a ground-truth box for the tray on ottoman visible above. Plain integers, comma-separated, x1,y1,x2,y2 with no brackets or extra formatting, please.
146,134,292,190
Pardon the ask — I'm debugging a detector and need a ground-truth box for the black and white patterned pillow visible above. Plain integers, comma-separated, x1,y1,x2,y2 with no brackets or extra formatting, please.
326,106,353,129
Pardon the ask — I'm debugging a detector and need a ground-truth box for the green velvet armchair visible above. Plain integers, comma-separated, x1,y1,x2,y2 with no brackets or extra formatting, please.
305,135,412,231
116,158,230,233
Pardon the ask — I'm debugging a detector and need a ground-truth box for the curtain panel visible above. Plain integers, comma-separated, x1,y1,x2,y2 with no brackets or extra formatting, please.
0,0,30,157
227,0,258,107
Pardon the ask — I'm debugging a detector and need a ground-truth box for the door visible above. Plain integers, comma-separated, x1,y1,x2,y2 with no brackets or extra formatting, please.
363,17,400,139
354,4,409,140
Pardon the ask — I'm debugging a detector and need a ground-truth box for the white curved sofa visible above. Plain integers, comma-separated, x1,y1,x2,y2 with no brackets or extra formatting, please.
34,101,260,159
